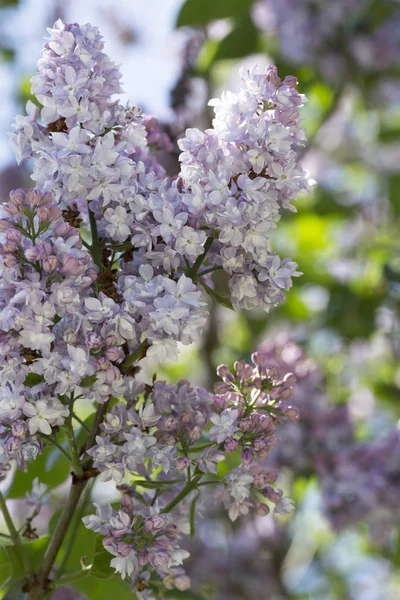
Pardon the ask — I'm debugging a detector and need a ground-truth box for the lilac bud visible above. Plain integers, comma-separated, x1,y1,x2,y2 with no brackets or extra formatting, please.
160,434,176,446
179,412,191,427
285,406,300,422
26,189,43,208
104,333,119,348
121,494,133,514
9,188,25,205
96,357,111,371
5,229,21,244
216,365,233,381
283,75,298,88
174,574,191,591
148,515,165,531
25,247,39,261
255,502,270,517
241,447,253,466
189,426,202,442
0,220,11,232
11,421,26,438
3,253,18,267
235,361,253,381
263,486,282,503
213,394,229,411
264,435,280,451
116,542,132,557
175,457,191,471
278,386,293,400
43,255,58,272
105,347,123,362
239,418,252,432
251,352,266,367
283,372,296,385
224,437,239,452
52,222,69,237
6,436,21,453
62,255,82,275
253,437,267,452
214,381,231,394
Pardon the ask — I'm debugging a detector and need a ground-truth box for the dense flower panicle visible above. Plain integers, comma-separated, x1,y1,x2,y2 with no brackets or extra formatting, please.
2,20,312,596
10,19,313,345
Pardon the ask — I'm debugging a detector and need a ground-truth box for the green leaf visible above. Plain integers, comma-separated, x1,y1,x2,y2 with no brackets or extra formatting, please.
0,536,50,583
24,373,45,388
200,281,233,310
213,14,258,62
79,374,97,388
189,492,200,539
176,0,254,27
72,573,137,599
90,536,114,580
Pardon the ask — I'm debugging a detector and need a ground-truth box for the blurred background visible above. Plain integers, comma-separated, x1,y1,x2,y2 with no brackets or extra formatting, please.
1,0,400,599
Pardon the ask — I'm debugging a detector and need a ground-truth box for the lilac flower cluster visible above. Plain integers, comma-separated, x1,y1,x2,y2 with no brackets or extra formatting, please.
10,20,312,351
1,20,312,598
178,65,313,309
0,188,96,475
83,499,190,590
82,354,297,591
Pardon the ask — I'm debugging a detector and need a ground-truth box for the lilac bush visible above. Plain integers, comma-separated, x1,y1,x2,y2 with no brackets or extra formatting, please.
0,19,313,600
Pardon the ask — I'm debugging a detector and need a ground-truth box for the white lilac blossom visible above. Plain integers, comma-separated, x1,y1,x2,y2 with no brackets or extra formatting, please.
0,20,311,599
9,19,313,344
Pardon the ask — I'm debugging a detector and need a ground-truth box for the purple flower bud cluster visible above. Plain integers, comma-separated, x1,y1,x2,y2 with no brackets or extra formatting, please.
83,501,190,592
82,354,298,587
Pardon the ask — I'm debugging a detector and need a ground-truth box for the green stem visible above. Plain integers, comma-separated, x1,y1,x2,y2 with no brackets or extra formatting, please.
57,481,93,577
0,491,31,574
53,568,90,587
120,339,149,371
72,413,90,432
163,475,202,514
63,419,83,478
40,435,72,462
186,441,214,453
195,265,223,278
188,236,214,278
